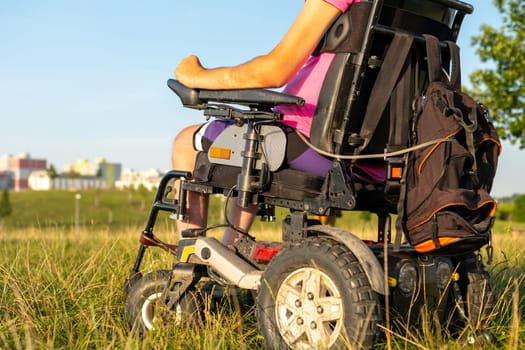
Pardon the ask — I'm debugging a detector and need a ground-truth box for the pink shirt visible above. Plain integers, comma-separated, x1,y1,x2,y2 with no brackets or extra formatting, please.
276,0,359,137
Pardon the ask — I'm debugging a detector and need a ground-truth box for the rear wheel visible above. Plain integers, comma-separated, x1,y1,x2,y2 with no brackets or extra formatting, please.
125,269,201,333
256,236,383,349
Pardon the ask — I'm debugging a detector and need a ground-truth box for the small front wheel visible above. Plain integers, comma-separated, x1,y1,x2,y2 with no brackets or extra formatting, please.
125,269,201,333
256,236,383,349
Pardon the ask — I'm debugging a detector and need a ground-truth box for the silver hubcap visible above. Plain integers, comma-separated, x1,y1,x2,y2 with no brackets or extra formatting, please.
141,292,162,330
141,292,182,330
275,267,343,349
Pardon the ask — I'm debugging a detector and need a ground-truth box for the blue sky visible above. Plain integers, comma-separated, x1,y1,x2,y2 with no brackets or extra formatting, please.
2,0,522,197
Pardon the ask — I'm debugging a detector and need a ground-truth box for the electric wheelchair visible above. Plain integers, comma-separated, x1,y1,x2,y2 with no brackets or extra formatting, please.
124,0,495,348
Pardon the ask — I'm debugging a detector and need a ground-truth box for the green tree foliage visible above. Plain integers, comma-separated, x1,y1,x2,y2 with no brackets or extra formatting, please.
513,194,525,222
0,189,13,219
469,0,525,147
47,164,58,179
497,202,513,221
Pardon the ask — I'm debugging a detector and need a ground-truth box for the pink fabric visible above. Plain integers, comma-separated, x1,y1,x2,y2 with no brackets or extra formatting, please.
323,0,356,12
276,0,359,137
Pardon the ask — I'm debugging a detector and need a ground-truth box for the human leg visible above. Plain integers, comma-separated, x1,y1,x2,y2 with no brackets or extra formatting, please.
172,121,257,245
171,124,209,237
221,202,257,246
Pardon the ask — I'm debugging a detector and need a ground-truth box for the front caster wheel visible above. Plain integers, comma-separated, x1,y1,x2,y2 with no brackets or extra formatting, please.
256,236,383,349
125,269,201,333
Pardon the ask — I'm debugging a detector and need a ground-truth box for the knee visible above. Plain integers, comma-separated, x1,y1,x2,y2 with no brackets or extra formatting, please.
171,124,202,170
172,124,199,149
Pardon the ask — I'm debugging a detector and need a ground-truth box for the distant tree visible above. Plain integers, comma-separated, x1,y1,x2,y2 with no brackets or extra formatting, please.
512,194,525,222
468,0,525,147
64,170,81,179
0,189,13,219
497,202,513,221
47,164,58,179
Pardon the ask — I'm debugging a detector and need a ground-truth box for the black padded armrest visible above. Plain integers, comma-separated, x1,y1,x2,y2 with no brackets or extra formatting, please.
167,79,304,109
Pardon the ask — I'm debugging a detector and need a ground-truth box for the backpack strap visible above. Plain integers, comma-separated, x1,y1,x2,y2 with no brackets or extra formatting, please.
422,34,442,83
424,35,463,89
391,66,412,251
446,40,461,89
384,51,413,201
445,40,479,186
388,60,412,151
357,32,414,153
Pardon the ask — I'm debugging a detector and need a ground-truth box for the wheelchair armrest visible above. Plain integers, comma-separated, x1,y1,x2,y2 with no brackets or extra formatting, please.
167,79,304,110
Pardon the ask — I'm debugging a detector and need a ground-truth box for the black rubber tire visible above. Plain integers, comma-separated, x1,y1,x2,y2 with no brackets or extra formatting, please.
256,236,383,349
445,254,497,346
456,255,495,328
125,269,201,333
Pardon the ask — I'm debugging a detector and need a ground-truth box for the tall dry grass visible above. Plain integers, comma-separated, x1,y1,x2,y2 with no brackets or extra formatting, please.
0,224,523,349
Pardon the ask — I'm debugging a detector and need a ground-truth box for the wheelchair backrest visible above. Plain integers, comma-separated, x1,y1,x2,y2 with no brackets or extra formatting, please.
309,0,473,155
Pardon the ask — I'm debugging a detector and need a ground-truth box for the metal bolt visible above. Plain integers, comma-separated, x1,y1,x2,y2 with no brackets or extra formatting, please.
295,299,302,308
317,306,324,314
307,292,314,300
297,317,304,326
310,322,317,329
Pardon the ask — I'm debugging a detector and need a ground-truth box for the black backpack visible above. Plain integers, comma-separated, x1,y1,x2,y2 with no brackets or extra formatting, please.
401,35,501,255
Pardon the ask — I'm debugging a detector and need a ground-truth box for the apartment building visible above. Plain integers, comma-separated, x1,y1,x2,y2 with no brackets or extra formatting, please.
0,153,47,191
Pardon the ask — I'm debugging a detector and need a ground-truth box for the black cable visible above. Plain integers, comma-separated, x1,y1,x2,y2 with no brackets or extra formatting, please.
223,185,256,241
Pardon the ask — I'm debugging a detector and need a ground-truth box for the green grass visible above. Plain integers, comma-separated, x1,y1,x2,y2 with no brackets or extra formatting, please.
0,190,523,349
2,189,160,230
0,189,376,239
0,227,264,349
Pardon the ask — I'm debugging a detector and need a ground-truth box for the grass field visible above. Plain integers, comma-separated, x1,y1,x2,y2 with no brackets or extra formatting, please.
0,190,523,349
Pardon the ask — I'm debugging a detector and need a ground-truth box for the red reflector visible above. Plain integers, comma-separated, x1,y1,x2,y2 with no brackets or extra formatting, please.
253,248,280,261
